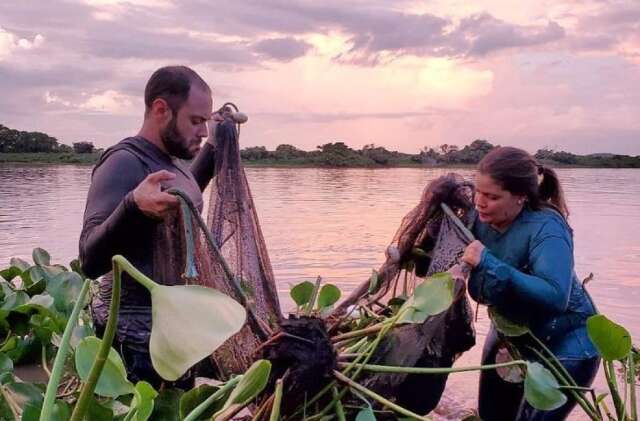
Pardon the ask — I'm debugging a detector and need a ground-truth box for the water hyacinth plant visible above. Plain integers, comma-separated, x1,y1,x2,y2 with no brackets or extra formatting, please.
488,307,639,421
0,249,270,420
0,247,637,419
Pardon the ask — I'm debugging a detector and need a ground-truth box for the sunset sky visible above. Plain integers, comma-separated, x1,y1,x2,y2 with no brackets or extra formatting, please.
1,0,639,154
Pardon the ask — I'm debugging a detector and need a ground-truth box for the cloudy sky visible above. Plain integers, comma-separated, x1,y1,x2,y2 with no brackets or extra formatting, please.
1,0,639,154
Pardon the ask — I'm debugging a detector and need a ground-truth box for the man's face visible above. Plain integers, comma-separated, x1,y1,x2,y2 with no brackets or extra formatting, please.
160,86,212,159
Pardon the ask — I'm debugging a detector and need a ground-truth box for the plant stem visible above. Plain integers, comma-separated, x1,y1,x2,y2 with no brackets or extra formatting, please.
184,376,241,421
40,279,90,421
528,334,579,387
70,257,123,421
178,196,199,279
314,309,402,419
1,385,21,420
333,371,430,420
339,360,527,374
270,378,284,421
557,385,595,392
252,394,274,421
343,337,368,354
604,360,626,421
168,188,271,340
111,254,157,292
527,347,599,420
332,324,383,342
41,344,51,378
332,387,346,421
629,352,637,421
305,276,322,316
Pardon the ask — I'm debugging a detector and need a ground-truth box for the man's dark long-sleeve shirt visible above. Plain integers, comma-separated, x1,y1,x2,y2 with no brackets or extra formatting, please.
79,136,217,347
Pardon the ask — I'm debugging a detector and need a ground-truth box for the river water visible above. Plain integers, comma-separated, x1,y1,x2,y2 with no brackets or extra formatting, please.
1,164,638,418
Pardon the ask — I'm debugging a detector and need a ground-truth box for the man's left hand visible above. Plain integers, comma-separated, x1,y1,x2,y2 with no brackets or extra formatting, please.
461,240,485,268
206,112,225,146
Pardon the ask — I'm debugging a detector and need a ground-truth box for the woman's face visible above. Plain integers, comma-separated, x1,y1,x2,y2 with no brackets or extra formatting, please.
474,172,525,231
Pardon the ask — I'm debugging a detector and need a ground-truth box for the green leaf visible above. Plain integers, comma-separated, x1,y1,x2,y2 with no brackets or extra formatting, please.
152,389,183,421
595,392,608,405
149,285,246,381
69,259,87,280
127,381,158,421
0,266,21,283
102,399,131,417
388,295,407,308
25,270,47,295
290,281,314,307
9,257,30,273
6,381,43,408
3,335,39,363
317,284,341,309
356,406,377,421
0,352,13,385
21,399,71,421
399,272,454,324
30,314,58,343
70,324,93,349
87,396,115,421
215,360,271,417
46,271,85,314
75,336,135,398
368,270,380,295
524,361,567,411
587,314,632,361
488,307,530,337
179,384,225,420
32,248,51,266
13,293,57,315
0,290,29,320
0,278,14,295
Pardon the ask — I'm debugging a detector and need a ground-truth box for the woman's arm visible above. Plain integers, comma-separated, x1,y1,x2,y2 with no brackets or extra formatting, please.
468,232,574,314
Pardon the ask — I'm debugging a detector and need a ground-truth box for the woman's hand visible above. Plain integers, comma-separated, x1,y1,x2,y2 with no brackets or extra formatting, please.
462,240,485,268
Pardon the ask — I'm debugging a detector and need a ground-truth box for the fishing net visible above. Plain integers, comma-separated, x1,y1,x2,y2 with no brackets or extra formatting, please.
158,106,281,379
331,173,477,414
204,109,282,376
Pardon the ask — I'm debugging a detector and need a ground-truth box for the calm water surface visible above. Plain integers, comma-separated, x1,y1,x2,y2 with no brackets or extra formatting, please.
1,164,639,418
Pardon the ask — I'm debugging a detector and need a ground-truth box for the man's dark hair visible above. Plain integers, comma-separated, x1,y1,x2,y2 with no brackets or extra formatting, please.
144,66,210,115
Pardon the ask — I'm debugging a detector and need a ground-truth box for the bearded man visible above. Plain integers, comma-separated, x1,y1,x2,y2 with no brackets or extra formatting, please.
79,65,224,387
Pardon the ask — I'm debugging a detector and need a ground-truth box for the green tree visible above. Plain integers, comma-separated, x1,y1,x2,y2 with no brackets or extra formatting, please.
240,146,270,161
73,141,95,154
274,144,306,160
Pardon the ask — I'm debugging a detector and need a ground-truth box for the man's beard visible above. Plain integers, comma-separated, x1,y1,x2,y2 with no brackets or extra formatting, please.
160,117,197,159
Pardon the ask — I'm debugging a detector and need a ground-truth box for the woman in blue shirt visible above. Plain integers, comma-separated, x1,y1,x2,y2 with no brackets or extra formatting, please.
461,147,599,420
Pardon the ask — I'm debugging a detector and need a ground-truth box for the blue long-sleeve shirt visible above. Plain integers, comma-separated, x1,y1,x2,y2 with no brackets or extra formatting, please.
469,207,598,359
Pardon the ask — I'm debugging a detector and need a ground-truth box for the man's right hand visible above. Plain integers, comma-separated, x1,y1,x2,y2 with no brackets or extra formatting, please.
132,170,179,219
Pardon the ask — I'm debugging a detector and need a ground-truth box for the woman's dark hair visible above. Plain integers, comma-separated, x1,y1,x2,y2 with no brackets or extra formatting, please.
144,65,210,115
478,146,569,218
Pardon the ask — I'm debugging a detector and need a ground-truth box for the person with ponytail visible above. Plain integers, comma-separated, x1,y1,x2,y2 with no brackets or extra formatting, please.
461,147,599,420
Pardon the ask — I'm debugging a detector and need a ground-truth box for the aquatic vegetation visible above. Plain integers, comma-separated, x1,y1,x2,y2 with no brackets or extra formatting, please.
490,307,639,421
0,249,636,419
0,249,267,420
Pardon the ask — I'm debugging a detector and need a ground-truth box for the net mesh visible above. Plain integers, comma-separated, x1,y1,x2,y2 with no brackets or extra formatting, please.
160,116,282,378
331,173,478,413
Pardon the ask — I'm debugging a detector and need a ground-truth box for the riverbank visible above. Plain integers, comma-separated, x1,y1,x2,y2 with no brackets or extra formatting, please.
0,152,101,164
2,153,640,169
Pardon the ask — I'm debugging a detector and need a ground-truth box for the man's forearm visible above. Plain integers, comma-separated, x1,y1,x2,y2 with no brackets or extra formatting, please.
80,192,152,278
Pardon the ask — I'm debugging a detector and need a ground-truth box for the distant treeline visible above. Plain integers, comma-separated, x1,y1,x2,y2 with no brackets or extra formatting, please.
2,123,639,168
242,140,640,168
0,124,97,154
